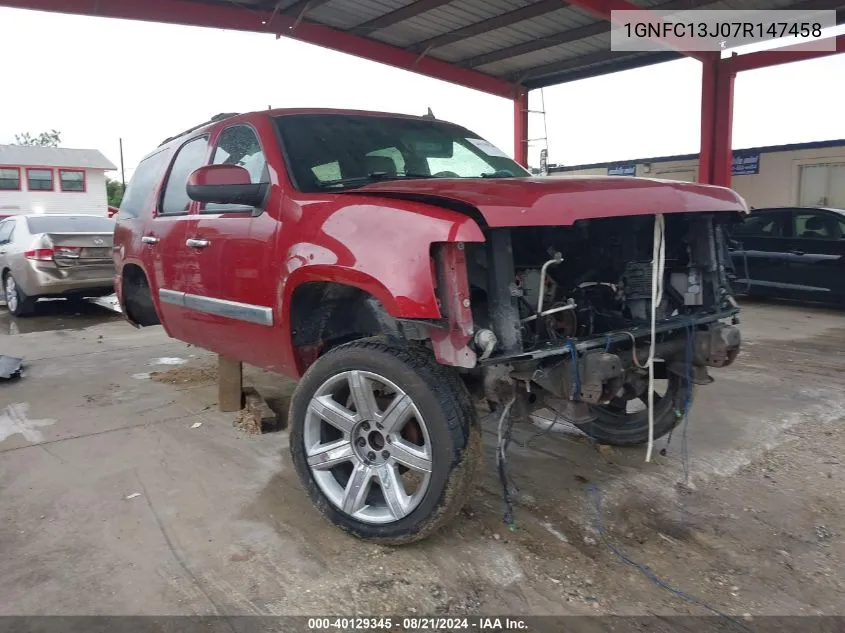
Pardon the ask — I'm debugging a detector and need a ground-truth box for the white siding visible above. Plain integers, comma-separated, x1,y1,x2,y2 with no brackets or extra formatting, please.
550,144,845,209
0,168,110,216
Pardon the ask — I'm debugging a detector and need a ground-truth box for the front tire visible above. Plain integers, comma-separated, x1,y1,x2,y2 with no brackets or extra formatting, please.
289,338,480,544
3,273,36,317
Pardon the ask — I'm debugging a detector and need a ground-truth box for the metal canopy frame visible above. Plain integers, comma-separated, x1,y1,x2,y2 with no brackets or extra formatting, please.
3,0,843,183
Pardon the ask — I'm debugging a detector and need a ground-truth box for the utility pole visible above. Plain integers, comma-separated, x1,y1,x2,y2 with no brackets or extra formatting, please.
119,138,126,189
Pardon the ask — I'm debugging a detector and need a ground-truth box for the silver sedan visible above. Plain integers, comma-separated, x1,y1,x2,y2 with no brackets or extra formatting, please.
0,214,115,317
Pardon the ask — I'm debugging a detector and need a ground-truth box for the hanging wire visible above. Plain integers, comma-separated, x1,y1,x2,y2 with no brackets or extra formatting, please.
586,484,755,633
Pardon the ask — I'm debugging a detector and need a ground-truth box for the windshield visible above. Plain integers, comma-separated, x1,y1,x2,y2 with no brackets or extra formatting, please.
275,114,528,192
27,215,115,233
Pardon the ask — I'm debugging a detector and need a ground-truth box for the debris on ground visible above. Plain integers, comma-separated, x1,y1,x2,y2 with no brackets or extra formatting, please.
150,364,217,387
0,356,23,380
190,421,203,429
233,387,285,434
124,493,141,500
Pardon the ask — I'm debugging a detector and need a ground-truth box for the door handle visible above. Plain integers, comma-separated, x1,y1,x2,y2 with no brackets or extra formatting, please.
186,238,210,249
790,250,805,256
141,235,159,245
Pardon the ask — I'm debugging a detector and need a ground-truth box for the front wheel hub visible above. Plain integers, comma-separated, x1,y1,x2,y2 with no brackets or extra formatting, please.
303,370,434,525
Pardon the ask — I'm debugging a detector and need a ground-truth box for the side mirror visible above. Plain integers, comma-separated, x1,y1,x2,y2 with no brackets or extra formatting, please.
186,164,268,207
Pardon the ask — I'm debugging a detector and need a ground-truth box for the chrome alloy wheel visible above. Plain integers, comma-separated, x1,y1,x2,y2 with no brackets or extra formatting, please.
303,370,433,524
4,275,17,313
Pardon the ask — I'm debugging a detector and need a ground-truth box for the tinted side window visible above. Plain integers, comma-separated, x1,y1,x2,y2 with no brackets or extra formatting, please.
206,126,266,213
161,136,209,216
733,212,787,238
0,221,13,244
794,212,838,240
119,149,171,219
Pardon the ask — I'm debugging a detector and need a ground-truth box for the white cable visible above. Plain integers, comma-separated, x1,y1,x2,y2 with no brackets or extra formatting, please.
645,213,666,463
622,331,646,368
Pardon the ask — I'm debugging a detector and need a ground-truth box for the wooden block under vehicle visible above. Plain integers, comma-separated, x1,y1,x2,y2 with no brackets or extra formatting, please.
218,355,244,412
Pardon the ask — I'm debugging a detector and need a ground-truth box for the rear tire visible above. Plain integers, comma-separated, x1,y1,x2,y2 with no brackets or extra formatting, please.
289,337,480,544
3,273,36,317
577,373,691,446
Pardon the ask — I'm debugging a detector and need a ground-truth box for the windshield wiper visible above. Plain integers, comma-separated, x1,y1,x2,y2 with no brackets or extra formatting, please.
316,171,433,189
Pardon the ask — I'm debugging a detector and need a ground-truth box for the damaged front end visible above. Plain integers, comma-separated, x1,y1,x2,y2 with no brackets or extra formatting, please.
432,210,743,445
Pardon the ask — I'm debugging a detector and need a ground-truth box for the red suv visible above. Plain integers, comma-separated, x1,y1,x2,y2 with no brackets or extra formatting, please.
113,109,746,543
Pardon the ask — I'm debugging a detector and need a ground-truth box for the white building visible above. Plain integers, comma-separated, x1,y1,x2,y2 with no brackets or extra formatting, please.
0,145,117,218
548,139,845,210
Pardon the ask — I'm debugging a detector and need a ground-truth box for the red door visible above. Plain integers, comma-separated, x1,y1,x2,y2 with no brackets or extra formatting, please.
142,135,210,344
179,124,283,368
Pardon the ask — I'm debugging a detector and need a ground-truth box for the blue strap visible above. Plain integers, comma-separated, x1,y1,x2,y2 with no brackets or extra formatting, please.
566,338,581,401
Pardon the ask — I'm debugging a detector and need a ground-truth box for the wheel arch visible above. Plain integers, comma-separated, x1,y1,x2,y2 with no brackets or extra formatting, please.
120,263,161,327
284,277,433,376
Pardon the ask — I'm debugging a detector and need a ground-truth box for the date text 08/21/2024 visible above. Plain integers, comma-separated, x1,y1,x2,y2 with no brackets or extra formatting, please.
306,617,530,631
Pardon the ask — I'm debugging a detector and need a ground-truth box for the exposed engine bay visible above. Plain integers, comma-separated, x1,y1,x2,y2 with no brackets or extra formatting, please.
511,214,734,339
455,212,743,444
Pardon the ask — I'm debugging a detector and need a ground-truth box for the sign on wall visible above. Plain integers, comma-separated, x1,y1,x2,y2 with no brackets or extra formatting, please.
732,151,760,176
608,164,636,176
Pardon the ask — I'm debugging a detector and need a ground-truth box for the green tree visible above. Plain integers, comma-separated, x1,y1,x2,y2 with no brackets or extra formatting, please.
106,178,125,208
14,129,62,147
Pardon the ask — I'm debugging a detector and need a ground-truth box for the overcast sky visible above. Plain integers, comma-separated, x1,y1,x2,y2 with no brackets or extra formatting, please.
1,7,844,178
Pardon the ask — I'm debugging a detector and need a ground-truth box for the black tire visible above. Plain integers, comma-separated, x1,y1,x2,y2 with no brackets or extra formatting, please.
3,272,37,317
289,337,481,544
576,373,692,446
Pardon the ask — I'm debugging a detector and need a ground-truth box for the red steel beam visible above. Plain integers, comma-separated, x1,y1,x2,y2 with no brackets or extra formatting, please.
699,33,845,185
0,0,522,99
728,33,845,73
513,89,529,167
563,0,711,62
698,54,735,187
712,59,735,188
698,55,717,185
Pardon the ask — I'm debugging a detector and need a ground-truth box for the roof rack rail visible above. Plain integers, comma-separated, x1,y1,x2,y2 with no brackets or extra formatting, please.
158,112,240,147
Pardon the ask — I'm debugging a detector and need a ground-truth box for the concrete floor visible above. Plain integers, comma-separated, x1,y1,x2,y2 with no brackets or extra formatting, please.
1,298,844,618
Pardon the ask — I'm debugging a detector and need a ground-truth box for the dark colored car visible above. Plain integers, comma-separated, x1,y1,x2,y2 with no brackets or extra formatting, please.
729,207,845,305
113,107,746,543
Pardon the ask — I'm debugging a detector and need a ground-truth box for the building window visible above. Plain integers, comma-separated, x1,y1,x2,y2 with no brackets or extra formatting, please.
26,168,53,191
0,167,21,190
799,163,845,208
59,169,86,192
